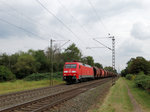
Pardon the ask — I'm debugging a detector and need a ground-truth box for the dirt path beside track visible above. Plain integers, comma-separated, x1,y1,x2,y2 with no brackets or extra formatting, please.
126,84,143,112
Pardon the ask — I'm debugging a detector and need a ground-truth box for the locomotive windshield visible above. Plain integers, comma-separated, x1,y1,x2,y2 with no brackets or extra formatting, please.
65,64,77,68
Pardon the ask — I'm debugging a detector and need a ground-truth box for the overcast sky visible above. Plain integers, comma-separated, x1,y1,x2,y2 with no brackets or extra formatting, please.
0,0,150,71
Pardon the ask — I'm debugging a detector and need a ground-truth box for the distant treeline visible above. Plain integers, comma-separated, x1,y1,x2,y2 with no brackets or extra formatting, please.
0,43,116,82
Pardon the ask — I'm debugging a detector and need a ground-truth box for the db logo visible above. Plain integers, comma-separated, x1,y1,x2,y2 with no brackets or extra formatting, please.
69,69,71,73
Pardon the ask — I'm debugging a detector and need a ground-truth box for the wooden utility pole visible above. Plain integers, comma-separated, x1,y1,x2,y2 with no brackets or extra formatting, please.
50,39,53,86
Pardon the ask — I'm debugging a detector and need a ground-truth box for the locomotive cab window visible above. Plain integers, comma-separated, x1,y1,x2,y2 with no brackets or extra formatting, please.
65,64,77,68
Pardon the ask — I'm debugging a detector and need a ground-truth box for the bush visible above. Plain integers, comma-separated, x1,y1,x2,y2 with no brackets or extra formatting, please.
134,75,150,90
126,74,133,80
24,72,63,81
131,75,136,80
24,73,49,81
53,72,63,79
0,66,16,81
137,71,145,75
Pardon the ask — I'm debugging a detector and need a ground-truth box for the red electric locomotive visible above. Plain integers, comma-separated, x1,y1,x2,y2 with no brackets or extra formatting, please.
63,62,94,83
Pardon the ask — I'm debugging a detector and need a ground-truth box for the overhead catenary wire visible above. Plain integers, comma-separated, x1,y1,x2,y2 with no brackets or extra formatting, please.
0,0,66,40
35,0,95,52
0,18,44,40
93,38,112,50
57,0,94,37
1,0,93,55
2,1,107,50
56,0,101,57
0,0,76,53
37,0,113,65
36,0,80,40
87,0,109,35
58,0,113,52
57,0,109,54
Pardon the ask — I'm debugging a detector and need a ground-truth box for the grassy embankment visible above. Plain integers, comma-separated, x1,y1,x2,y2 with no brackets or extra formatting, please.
95,78,133,112
0,79,64,95
90,78,150,112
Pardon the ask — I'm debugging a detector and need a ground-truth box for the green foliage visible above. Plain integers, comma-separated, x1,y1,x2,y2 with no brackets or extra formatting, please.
104,66,117,73
122,57,150,77
121,69,128,77
81,56,94,66
126,74,133,80
126,79,150,110
24,73,49,81
125,71,150,90
134,75,150,90
137,71,145,75
9,53,20,71
0,53,10,67
30,50,49,72
0,66,15,81
52,72,63,79
14,54,38,79
131,75,136,80
24,72,63,81
94,63,103,68
62,43,82,62
127,57,150,75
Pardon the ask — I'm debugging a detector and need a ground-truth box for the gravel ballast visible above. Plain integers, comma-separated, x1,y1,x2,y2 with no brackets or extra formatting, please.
49,80,112,112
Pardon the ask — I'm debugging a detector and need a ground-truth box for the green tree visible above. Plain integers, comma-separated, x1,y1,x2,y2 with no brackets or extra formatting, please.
53,45,64,72
0,53,10,68
86,56,94,66
62,43,82,62
81,56,94,66
28,50,49,72
121,69,128,77
104,66,117,73
9,53,19,73
127,57,150,75
35,50,48,72
14,54,38,79
0,65,15,81
121,56,150,76
94,63,103,68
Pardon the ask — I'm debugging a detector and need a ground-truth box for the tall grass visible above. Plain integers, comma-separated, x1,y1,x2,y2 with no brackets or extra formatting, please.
0,79,64,95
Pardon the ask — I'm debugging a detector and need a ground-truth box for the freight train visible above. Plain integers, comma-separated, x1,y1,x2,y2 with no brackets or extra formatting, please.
63,61,117,84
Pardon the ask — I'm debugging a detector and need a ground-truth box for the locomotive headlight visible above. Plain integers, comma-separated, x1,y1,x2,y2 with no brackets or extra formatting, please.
72,71,76,73
64,74,66,76
73,74,76,76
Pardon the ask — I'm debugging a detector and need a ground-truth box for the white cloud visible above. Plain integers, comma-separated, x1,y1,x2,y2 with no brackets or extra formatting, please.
131,22,150,40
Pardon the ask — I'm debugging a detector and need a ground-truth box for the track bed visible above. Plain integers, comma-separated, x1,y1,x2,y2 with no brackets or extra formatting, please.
0,78,115,112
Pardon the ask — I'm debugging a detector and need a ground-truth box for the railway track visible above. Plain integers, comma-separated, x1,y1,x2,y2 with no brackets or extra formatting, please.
0,84,67,110
0,82,96,110
0,78,113,112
